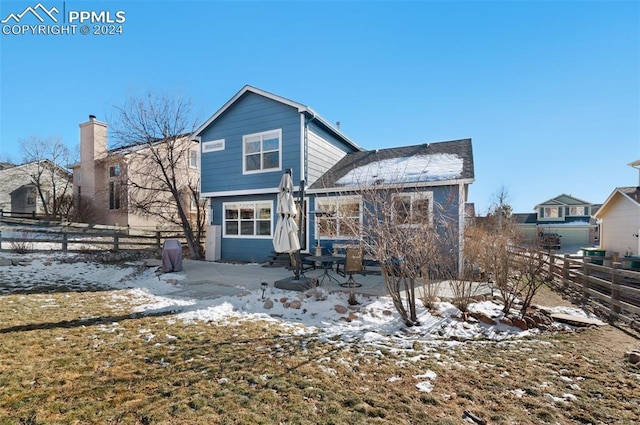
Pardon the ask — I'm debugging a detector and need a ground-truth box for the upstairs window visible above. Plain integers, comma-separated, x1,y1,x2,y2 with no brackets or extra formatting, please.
543,207,561,218
569,206,586,216
243,129,281,174
109,164,120,177
189,150,198,169
202,139,225,153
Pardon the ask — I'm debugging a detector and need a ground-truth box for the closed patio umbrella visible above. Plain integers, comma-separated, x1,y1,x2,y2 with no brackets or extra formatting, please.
273,171,300,253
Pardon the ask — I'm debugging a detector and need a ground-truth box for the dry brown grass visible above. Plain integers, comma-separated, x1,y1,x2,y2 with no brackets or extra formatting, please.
0,285,638,424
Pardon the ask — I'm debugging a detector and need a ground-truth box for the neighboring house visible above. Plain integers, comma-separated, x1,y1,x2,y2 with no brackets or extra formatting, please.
593,187,640,256
68,115,200,228
0,160,72,216
193,85,475,271
514,194,599,247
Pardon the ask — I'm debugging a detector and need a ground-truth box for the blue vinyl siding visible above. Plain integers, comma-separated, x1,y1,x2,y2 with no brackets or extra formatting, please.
210,195,278,262
308,185,461,252
307,120,355,152
306,119,359,186
200,92,302,194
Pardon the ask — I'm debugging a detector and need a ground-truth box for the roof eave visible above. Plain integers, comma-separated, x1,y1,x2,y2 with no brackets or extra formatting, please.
302,108,364,152
306,178,474,195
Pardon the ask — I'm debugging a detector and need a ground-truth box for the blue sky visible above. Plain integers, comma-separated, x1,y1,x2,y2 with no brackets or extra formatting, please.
1,0,638,214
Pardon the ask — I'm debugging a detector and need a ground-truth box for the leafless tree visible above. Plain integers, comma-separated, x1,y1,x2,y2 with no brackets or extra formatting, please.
109,93,206,259
510,246,550,315
19,136,73,218
475,188,549,316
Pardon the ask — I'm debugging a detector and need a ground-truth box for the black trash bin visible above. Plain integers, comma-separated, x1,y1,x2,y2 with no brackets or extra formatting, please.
162,239,183,272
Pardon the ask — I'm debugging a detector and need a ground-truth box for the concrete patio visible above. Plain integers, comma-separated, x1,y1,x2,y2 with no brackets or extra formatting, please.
148,258,494,301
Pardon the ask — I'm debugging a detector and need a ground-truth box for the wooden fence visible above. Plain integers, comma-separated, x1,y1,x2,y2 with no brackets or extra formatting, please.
0,209,46,220
0,225,191,253
545,252,640,328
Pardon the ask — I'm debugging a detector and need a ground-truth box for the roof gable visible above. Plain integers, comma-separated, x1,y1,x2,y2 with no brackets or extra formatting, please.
193,85,361,151
535,193,592,209
308,138,474,191
594,186,640,218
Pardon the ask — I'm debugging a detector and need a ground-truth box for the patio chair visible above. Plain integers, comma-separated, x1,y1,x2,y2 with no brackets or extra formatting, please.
287,252,316,275
338,246,364,287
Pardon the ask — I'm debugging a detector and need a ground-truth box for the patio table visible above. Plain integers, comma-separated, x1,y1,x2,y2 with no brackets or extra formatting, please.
307,255,344,286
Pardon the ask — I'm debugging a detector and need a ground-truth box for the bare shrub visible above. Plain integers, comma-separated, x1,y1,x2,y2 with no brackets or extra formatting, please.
325,181,459,326
10,232,33,254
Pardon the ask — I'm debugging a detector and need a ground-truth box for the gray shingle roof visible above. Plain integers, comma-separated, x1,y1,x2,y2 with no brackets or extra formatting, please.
308,138,473,191
618,186,640,204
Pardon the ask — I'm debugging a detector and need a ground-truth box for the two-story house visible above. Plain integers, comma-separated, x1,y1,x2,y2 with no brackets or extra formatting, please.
514,194,599,248
0,160,72,218
193,85,475,273
192,86,362,261
69,115,200,228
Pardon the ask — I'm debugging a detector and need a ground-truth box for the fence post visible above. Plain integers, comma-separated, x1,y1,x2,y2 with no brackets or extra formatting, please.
582,256,591,301
0,230,2,250
62,232,68,252
156,231,161,251
114,234,120,251
32,211,36,219
610,262,621,323
562,254,570,289
548,250,556,281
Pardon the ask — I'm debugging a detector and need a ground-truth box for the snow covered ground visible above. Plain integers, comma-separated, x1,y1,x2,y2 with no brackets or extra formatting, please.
0,251,596,348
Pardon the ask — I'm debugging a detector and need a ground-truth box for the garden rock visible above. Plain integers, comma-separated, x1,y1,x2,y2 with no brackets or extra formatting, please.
288,300,301,310
512,317,528,331
625,350,640,365
470,312,496,325
499,317,513,327
263,299,274,309
334,304,348,314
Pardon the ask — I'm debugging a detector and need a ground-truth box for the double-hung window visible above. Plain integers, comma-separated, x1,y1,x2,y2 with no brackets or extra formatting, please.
569,206,586,216
243,129,281,174
108,164,121,210
543,207,560,218
189,150,198,169
316,196,361,239
223,201,272,238
392,192,433,226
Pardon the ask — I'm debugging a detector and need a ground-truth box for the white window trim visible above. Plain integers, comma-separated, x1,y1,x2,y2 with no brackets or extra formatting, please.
391,191,434,227
222,200,273,239
202,139,225,153
242,129,282,175
542,206,562,219
189,149,198,169
315,195,362,240
568,206,587,216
